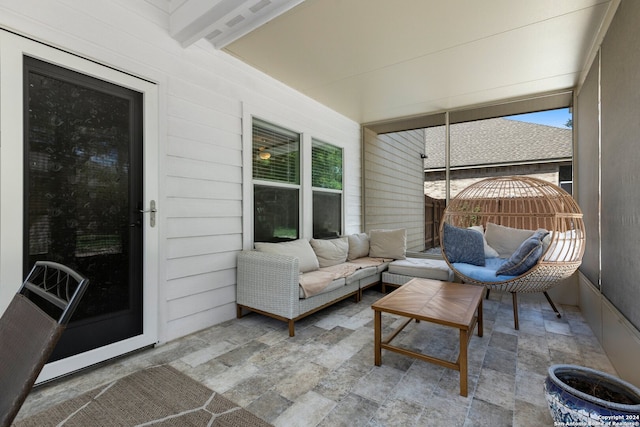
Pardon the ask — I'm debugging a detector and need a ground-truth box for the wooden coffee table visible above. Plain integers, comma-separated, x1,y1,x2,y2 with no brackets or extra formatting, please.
371,278,484,396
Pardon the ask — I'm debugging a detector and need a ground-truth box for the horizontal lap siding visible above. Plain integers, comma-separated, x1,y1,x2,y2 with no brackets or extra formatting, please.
0,0,360,342
364,128,425,251
167,157,242,182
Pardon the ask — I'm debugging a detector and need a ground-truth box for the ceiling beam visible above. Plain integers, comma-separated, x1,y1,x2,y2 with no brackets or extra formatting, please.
170,0,239,47
169,0,306,49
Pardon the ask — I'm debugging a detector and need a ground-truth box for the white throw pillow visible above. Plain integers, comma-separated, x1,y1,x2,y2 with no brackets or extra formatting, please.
254,239,319,273
310,237,349,267
347,233,370,260
468,225,500,258
369,229,406,259
484,223,535,258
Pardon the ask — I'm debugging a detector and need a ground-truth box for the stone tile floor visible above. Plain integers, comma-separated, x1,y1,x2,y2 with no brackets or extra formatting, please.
16,287,617,426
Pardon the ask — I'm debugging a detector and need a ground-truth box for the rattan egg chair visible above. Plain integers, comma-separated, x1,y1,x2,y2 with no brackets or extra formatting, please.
440,176,585,329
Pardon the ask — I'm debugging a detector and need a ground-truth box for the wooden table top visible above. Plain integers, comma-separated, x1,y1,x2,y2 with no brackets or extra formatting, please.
371,278,485,330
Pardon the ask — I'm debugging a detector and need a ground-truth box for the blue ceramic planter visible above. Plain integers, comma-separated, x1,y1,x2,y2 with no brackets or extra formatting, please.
545,364,640,425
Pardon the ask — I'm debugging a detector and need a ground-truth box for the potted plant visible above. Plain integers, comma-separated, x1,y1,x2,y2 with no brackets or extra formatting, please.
545,364,640,425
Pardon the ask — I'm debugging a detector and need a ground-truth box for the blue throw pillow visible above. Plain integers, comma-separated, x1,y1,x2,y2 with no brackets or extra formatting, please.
443,222,485,266
496,229,549,276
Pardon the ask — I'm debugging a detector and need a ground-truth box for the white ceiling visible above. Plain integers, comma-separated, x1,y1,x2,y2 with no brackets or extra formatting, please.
169,0,615,124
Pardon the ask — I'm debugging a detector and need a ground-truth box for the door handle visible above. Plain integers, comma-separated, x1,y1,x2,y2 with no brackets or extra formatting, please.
139,200,157,227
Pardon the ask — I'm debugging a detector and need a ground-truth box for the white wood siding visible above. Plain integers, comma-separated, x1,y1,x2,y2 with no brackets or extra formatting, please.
0,0,360,345
363,128,425,251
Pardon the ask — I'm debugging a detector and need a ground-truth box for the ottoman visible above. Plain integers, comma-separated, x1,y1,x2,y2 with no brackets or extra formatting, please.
381,257,454,292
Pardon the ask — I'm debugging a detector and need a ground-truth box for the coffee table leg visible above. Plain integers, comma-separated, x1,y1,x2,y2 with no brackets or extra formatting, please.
374,309,382,366
459,329,468,397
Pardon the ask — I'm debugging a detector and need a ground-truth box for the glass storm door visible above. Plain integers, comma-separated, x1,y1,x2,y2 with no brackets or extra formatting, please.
24,57,144,361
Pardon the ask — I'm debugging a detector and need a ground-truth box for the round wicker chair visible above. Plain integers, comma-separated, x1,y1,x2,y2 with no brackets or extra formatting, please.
440,176,585,329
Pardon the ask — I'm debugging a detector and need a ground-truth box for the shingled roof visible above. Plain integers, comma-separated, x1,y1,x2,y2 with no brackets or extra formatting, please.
423,118,572,170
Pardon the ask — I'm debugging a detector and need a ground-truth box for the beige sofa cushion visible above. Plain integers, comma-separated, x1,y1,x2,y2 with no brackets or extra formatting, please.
255,239,319,273
310,237,349,267
347,233,369,260
388,257,453,281
369,229,406,259
345,266,378,284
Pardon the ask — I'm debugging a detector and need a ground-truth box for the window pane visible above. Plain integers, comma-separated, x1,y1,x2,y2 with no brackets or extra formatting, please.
254,185,299,242
253,119,300,184
559,165,573,194
26,60,141,322
312,140,342,190
559,165,573,182
24,57,144,360
313,192,342,238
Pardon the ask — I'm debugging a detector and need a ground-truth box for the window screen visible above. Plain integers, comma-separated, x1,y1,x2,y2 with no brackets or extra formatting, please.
313,192,341,239
252,119,300,184
312,140,343,190
252,119,301,242
254,186,299,242
312,139,343,238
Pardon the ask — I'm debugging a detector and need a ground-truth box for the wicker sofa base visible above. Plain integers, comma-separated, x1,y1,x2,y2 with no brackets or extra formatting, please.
236,250,391,338
236,286,362,337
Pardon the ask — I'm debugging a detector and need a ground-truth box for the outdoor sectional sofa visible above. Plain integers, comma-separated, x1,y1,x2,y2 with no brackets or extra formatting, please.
236,229,453,336
236,230,398,336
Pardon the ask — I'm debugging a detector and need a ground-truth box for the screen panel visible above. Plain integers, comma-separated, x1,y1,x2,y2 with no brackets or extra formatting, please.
600,0,640,330
576,52,601,288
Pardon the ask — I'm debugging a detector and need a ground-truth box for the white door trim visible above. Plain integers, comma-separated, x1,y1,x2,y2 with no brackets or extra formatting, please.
0,32,159,382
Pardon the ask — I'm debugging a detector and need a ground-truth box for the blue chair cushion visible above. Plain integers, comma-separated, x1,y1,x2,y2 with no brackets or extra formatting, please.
495,229,549,276
453,257,517,282
443,222,485,266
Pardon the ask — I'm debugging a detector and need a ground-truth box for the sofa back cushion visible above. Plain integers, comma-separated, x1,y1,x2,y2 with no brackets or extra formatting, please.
347,233,369,260
254,239,319,273
484,222,535,258
369,229,406,259
311,237,349,267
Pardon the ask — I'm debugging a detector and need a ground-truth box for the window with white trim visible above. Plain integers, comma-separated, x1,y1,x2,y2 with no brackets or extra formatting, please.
252,119,300,242
250,118,344,242
312,139,343,238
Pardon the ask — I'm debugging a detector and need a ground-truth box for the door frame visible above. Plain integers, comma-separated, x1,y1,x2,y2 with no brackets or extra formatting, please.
0,32,159,382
